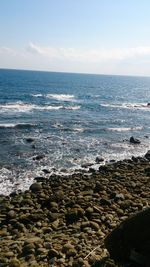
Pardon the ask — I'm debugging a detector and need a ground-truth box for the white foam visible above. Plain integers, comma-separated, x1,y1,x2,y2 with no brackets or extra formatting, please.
46,94,75,101
0,102,80,113
0,122,36,128
108,126,143,132
31,93,43,97
101,102,150,110
64,105,81,110
0,101,37,113
40,105,64,110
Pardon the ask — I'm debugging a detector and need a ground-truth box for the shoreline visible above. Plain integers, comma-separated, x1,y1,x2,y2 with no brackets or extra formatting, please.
0,151,150,266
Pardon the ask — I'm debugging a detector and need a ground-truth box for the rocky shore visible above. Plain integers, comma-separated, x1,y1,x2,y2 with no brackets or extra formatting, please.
0,152,150,267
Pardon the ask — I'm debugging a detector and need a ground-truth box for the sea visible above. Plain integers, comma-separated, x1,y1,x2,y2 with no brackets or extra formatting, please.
0,69,150,195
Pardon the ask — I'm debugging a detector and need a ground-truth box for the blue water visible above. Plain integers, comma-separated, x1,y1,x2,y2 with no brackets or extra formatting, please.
0,69,150,194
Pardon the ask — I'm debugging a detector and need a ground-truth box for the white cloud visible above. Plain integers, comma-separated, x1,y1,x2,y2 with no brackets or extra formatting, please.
26,42,150,62
1,43,150,75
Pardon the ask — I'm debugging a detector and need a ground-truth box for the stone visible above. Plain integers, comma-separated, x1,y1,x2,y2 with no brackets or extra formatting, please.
100,198,111,206
30,183,42,192
9,259,21,267
105,208,150,265
145,150,150,160
95,156,104,163
130,136,141,144
33,154,45,161
7,210,16,219
26,137,35,143
90,221,100,231
48,249,59,259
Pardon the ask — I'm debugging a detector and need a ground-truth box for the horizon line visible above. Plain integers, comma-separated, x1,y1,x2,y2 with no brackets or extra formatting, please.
0,67,150,79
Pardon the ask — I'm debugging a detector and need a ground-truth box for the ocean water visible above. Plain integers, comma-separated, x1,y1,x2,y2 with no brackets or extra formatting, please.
0,69,150,195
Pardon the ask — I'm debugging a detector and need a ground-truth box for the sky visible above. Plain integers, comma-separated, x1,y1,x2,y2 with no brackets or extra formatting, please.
1,0,150,76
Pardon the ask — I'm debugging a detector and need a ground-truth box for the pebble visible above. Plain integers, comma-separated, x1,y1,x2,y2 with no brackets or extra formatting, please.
0,156,149,266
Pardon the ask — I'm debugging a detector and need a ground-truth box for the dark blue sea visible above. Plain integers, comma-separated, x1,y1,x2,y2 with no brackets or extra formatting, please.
0,69,150,195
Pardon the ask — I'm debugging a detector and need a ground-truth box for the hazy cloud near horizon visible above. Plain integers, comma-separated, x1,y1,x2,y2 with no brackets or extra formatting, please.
1,43,150,76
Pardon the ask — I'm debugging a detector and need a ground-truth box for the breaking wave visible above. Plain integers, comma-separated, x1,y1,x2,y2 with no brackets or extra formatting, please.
0,102,80,113
100,102,150,110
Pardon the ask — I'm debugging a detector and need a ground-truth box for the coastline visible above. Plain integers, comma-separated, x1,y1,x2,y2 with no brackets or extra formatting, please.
0,152,150,267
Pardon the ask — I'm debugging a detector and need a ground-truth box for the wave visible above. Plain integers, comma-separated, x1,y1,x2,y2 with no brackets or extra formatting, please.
46,94,75,101
108,126,143,132
31,93,43,97
100,102,150,110
0,123,36,129
64,105,80,110
0,101,80,113
0,102,36,112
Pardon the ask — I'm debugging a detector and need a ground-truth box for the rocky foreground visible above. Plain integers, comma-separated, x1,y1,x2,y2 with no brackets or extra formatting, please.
0,152,150,267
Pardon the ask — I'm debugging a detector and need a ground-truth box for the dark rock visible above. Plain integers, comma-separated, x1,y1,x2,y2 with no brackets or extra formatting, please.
26,137,35,143
130,136,141,144
65,207,84,224
105,208,150,265
114,193,125,201
30,182,42,192
145,150,150,160
33,154,45,161
94,181,105,193
95,156,104,163
10,191,17,197
48,249,60,259
100,198,111,206
81,162,93,168
42,169,50,174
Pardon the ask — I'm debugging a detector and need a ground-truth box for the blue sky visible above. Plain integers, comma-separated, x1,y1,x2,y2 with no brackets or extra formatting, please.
1,0,150,75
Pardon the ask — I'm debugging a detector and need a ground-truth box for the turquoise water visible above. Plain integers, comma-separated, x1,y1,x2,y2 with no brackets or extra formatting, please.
0,69,150,194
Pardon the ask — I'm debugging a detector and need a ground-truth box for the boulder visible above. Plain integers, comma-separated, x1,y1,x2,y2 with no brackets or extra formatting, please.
130,136,141,144
95,156,104,163
30,183,42,192
105,208,150,265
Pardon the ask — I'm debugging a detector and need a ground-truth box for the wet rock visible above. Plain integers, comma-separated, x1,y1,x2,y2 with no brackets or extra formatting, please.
30,183,42,192
145,150,150,160
81,162,93,168
33,154,45,161
130,136,141,144
26,137,35,143
95,156,104,163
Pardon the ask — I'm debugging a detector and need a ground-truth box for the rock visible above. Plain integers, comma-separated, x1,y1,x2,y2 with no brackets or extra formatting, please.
26,137,35,143
100,198,111,206
9,259,21,267
145,150,150,160
130,136,141,144
95,156,104,163
30,183,42,192
90,221,100,231
81,162,93,168
105,208,150,265
65,207,84,223
94,182,104,193
62,243,74,253
33,154,45,161
7,210,16,219
48,249,60,259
